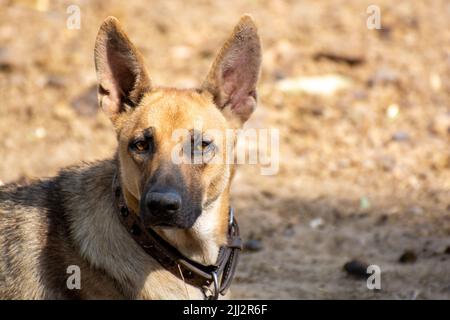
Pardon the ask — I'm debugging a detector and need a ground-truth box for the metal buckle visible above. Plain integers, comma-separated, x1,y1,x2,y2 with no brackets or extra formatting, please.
204,271,219,300
229,207,234,227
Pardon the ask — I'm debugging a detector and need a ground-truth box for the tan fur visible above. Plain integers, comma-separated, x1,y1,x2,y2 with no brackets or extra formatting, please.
0,15,261,299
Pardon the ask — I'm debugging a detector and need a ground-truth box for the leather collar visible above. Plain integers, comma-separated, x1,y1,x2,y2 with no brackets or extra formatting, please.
112,175,242,300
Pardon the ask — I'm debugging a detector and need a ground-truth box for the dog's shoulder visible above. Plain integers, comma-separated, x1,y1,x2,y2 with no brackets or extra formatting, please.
0,159,122,299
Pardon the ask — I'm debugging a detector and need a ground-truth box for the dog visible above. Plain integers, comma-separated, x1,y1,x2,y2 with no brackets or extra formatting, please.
0,14,261,299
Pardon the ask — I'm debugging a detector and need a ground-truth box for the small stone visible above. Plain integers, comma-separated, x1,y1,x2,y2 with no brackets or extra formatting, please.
170,45,193,60
0,47,15,73
430,73,441,91
343,259,369,279
46,75,67,88
313,51,365,67
272,70,286,81
399,250,417,263
311,107,324,117
386,103,399,119
276,74,352,96
376,214,389,225
283,224,295,237
309,218,324,229
428,113,450,136
261,190,275,199
379,155,396,171
407,206,423,215
34,127,47,139
243,239,263,252
199,49,213,59
392,131,410,142
368,68,399,87
359,197,371,210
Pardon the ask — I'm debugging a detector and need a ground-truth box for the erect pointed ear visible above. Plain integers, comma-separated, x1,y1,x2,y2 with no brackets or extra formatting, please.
202,15,262,125
94,17,151,120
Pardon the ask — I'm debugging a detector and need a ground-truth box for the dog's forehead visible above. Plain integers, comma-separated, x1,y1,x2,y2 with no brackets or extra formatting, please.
133,88,228,135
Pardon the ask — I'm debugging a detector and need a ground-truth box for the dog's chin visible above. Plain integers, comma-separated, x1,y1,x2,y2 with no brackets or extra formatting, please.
143,216,197,230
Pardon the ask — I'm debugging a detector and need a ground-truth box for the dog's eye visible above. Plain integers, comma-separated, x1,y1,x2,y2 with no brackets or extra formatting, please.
198,140,211,151
192,138,212,153
133,140,149,152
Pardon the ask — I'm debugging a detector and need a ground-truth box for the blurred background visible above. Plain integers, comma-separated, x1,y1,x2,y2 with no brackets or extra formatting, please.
0,0,449,299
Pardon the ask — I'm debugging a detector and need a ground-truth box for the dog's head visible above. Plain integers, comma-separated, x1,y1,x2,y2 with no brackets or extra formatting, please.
94,16,261,230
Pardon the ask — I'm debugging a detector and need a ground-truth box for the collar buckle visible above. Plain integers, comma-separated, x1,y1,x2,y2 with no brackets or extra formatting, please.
203,271,219,300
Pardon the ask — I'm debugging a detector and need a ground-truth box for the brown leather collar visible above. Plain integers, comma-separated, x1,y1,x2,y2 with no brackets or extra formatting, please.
112,175,242,300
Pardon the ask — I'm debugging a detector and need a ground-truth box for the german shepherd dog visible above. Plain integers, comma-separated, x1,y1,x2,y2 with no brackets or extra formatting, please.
0,15,261,299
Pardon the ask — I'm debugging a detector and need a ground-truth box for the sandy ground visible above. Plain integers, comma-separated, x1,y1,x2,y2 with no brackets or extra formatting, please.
0,0,449,299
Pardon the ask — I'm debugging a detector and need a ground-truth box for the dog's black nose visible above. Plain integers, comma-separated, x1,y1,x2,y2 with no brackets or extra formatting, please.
145,191,181,215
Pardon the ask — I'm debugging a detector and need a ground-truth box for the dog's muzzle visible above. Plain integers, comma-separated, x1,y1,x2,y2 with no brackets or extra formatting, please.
140,186,198,228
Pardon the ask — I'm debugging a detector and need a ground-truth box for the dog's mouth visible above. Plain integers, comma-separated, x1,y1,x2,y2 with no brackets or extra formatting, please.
150,222,176,228
142,216,198,230
140,210,200,230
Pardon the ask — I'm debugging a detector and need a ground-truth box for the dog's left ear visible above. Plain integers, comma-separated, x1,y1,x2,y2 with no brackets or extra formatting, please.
202,15,262,125
94,17,151,120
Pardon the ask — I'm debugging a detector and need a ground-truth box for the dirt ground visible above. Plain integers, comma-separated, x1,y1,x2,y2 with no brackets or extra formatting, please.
0,0,449,299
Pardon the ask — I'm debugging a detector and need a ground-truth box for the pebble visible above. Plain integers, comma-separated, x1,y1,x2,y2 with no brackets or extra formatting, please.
359,197,371,210
243,239,263,252
46,75,67,88
376,214,389,225
170,45,193,60
34,127,47,139
0,47,15,72
392,131,410,142
368,68,399,87
386,103,399,119
429,73,441,91
399,250,417,263
379,155,396,171
283,224,296,237
309,218,324,229
407,206,423,215
343,259,369,278
276,74,352,96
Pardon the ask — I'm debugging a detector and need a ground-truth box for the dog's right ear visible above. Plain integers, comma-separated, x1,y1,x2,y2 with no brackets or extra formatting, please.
94,17,151,120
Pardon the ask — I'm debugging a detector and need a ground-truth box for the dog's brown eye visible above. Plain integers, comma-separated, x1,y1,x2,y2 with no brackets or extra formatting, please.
193,140,212,154
198,140,211,151
133,140,149,152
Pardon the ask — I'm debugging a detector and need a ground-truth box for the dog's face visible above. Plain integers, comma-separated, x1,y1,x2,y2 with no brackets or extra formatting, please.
115,89,231,229
94,16,261,229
